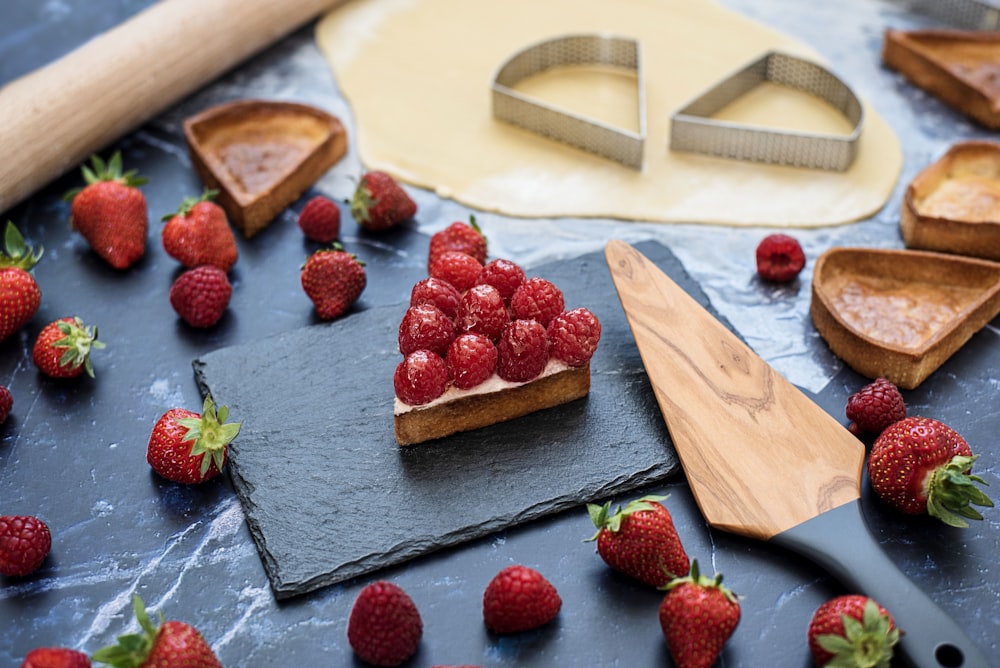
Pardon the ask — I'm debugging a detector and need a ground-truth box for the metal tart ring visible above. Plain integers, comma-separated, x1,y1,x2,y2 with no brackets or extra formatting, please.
492,34,646,169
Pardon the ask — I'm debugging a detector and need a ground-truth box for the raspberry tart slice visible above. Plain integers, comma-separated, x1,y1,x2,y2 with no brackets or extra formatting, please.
393,252,600,445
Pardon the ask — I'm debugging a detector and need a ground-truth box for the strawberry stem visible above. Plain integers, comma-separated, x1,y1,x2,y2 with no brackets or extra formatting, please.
161,188,219,221
927,454,993,528
176,395,242,477
816,599,899,668
52,317,105,378
91,595,159,667
0,221,42,271
585,494,667,540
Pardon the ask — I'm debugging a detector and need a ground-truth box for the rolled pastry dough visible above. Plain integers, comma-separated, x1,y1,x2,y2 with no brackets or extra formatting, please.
316,0,901,227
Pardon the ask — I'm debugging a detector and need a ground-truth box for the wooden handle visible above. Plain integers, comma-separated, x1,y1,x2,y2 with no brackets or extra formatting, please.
0,0,346,214
774,501,989,668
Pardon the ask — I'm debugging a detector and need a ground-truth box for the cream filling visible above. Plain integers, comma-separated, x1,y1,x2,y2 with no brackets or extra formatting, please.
394,358,571,415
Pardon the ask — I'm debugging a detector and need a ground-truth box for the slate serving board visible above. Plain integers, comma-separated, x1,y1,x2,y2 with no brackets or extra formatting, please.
191,241,710,598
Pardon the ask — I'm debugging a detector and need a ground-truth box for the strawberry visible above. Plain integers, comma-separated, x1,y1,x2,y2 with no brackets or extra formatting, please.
497,319,549,383
510,277,564,327
476,258,525,303
658,560,741,668
350,170,417,231
0,514,51,577
169,265,232,328
65,152,148,270
428,215,487,269
398,303,456,356
300,244,367,320
548,307,601,367
0,384,11,425
347,580,423,667
755,233,806,282
21,647,91,668
32,317,105,379
807,595,898,668
297,195,341,243
0,221,43,343
161,190,238,272
446,332,498,390
586,494,689,588
429,251,483,293
91,595,221,667
394,350,449,405
845,377,906,436
868,416,993,527
482,564,561,634
146,396,241,485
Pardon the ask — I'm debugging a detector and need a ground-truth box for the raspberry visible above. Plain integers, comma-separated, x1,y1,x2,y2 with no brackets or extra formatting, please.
510,277,564,327
0,514,51,577
476,258,525,302
297,195,341,243
394,350,449,405
300,246,367,321
497,319,549,382
410,277,462,319
429,251,483,293
428,216,487,268
755,233,806,282
548,307,601,366
347,580,423,667
457,284,509,341
846,377,907,435
447,333,498,389
169,265,232,328
0,384,11,425
398,303,456,356
482,565,561,634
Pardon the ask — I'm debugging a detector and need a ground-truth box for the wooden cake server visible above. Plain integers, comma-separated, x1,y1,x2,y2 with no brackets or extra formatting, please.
605,239,987,668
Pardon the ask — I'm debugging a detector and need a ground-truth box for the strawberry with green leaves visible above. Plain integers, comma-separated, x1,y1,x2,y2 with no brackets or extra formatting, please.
161,189,238,272
868,416,993,527
807,595,898,668
658,560,741,668
350,170,416,231
32,317,105,379
1,221,43,343
146,396,241,484
65,152,148,270
92,595,221,667
301,244,367,320
586,494,689,588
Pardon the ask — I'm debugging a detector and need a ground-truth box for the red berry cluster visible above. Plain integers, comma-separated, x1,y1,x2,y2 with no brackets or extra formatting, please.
347,565,560,666
393,228,601,406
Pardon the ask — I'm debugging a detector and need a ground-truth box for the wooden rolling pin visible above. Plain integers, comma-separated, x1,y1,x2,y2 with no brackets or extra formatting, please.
0,0,348,214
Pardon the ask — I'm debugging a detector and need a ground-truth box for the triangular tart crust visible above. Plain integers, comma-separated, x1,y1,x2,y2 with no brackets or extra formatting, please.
883,29,1000,128
184,99,347,237
810,247,1000,388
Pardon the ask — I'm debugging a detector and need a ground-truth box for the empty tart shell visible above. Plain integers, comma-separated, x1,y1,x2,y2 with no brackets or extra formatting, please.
901,140,1000,261
810,247,1000,389
184,99,347,238
882,29,1000,129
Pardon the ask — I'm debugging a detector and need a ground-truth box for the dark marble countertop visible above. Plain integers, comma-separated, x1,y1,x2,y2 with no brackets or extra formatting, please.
1,1,998,666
